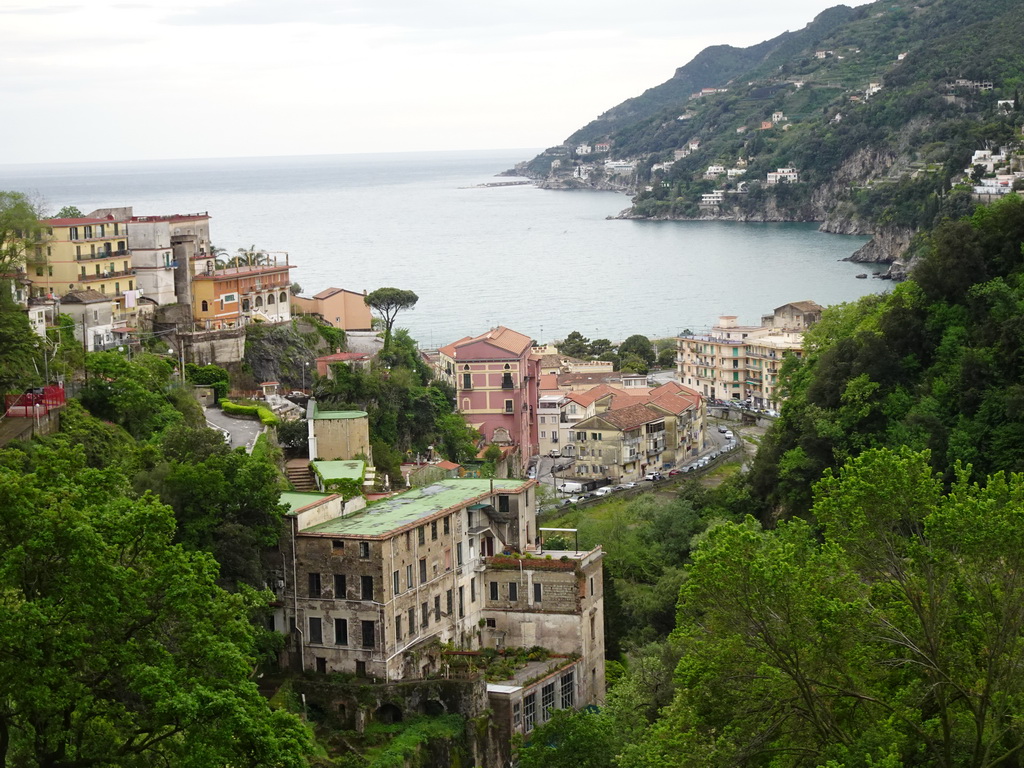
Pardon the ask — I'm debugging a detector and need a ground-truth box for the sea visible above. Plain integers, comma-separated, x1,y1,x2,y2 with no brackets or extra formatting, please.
0,149,883,347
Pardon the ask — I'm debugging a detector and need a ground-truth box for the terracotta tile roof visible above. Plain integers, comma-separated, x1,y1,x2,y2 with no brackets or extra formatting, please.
557,371,617,387
784,300,824,312
61,289,109,303
440,326,532,358
596,403,663,431
436,460,460,470
313,287,364,300
538,373,559,392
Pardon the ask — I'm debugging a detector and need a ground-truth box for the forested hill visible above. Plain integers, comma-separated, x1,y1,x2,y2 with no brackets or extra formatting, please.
518,0,1024,265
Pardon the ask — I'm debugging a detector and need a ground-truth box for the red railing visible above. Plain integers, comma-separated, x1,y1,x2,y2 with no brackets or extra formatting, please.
4,385,66,417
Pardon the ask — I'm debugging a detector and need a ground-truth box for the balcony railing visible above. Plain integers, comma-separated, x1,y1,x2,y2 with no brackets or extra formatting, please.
79,268,135,282
77,248,130,261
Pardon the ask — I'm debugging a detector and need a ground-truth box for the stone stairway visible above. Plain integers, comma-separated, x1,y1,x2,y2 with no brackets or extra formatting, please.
285,459,317,492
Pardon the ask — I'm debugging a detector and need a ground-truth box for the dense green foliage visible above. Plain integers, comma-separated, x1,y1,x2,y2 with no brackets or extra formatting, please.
750,193,1024,516
363,287,418,353
312,329,479,483
0,442,311,766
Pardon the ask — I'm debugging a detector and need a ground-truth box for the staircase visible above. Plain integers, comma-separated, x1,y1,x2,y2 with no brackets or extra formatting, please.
285,459,317,492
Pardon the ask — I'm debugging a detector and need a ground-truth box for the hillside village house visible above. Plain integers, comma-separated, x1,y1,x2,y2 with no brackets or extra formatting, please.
677,301,823,408
436,327,540,467
767,168,800,184
272,478,605,755
291,287,373,331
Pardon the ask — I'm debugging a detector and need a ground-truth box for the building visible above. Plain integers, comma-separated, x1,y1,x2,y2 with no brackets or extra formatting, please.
59,289,115,352
191,251,293,330
272,478,604,704
700,190,725,206
436,326,540,466
307,401,372,462
291,287,373,331
766,168,800,185
676,302,823,408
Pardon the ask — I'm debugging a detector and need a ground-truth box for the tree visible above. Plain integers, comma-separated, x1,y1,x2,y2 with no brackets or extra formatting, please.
0,444,313,766
618,334,656,365
629,447,1024,768
229,244,268,268
54,205,83,218
0,190,42,276
364,287,418,353
557,331,591,358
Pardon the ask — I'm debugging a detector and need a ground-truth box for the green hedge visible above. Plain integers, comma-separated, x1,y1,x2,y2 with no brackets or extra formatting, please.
218,399,279,426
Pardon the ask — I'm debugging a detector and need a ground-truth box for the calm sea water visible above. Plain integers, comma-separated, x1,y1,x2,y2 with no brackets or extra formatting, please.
0,150,882,346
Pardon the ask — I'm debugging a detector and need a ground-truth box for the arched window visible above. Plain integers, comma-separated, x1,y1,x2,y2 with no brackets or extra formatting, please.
280,291,288,303
255,296,263,308
267,293,276,305
201,300,209,312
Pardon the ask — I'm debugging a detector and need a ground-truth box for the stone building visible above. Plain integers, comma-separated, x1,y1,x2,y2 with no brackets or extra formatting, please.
271,478,605,749
307,401,372,462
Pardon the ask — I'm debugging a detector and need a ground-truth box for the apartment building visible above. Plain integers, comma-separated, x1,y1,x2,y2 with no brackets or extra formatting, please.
677,302,822,408
436,326,540,465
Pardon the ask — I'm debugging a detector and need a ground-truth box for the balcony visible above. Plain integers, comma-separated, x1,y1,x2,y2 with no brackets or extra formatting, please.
77,248,130,262
79,268,135,282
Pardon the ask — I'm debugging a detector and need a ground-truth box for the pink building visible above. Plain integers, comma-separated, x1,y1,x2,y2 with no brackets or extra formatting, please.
436,326,540,466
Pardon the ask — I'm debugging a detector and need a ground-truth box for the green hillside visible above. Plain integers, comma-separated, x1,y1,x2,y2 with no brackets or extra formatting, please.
522,0,1024,260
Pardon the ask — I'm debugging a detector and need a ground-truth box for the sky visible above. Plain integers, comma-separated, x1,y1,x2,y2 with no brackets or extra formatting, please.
1,0,872,164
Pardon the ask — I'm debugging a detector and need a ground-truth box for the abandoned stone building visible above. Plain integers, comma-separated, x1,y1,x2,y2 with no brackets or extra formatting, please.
271,477,605,747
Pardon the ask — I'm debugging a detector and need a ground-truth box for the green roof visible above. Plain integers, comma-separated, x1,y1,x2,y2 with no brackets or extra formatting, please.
303,478,528,537
280,491,336,515
311,460,365,480
311,403,368,420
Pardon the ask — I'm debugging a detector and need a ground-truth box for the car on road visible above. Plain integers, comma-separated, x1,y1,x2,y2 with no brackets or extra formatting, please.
620,481,639,488
643,471,663,481
718,425,729,433
668,468,683,477
526,467,537,479
593,486,615,496
549,449,561,458
724,430,734,440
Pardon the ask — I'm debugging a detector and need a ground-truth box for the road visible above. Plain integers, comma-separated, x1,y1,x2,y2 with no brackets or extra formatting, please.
203,406,264,452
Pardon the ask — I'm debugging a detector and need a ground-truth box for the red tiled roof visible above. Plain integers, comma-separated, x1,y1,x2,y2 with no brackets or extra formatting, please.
441,326,532,358
595,403,663,431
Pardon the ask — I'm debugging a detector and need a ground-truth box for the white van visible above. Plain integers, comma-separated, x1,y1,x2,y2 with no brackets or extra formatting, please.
557,481,585,494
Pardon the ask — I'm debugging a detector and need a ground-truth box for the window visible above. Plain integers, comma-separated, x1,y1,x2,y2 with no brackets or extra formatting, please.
315,657,327,674
446,589,453,616
524,693,537,731
359,541,370,558
308,573,321,598
462,373,472,389
502,370,513,389
485,618,496,628
69,227,79,240
418,526,425,546
504,399,514,413
458,586,465,618
408,608,416,637
308,617,322,644
591,615,596,640
395,615,402,642
431,520,438,540
361,620,375,648
434,595,441,621
534,583,542,603
471,578,476,603
334,574,346,599
332,539,344,553
361,575,373,601
541,683,556,721
334,618,348,645
201,300,209,312
405,531,411,549
489,581,498,601
356,660,366,677
498,495,510,516
509,582,518,602
540,430,546,438
421,602,429,628
561,670,575,708
419,558,427,584
406,564,413,589
443,516,450,535
393,570,400,595
513,701,522,729
456,543,463,566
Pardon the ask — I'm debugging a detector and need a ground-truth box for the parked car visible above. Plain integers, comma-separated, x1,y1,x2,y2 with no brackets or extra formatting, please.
620,481,639,488
526,467,537,479
549,449,561,458
561,495,583,506
724,430,734,440
643,471,663,481
594,486,615,496
718,425,728,433
668,468,683,477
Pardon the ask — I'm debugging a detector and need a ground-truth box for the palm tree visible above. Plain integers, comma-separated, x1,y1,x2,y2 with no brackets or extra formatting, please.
229,245,268,268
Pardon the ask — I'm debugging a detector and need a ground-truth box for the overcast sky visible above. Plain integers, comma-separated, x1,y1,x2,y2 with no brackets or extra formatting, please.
1,0,870,164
